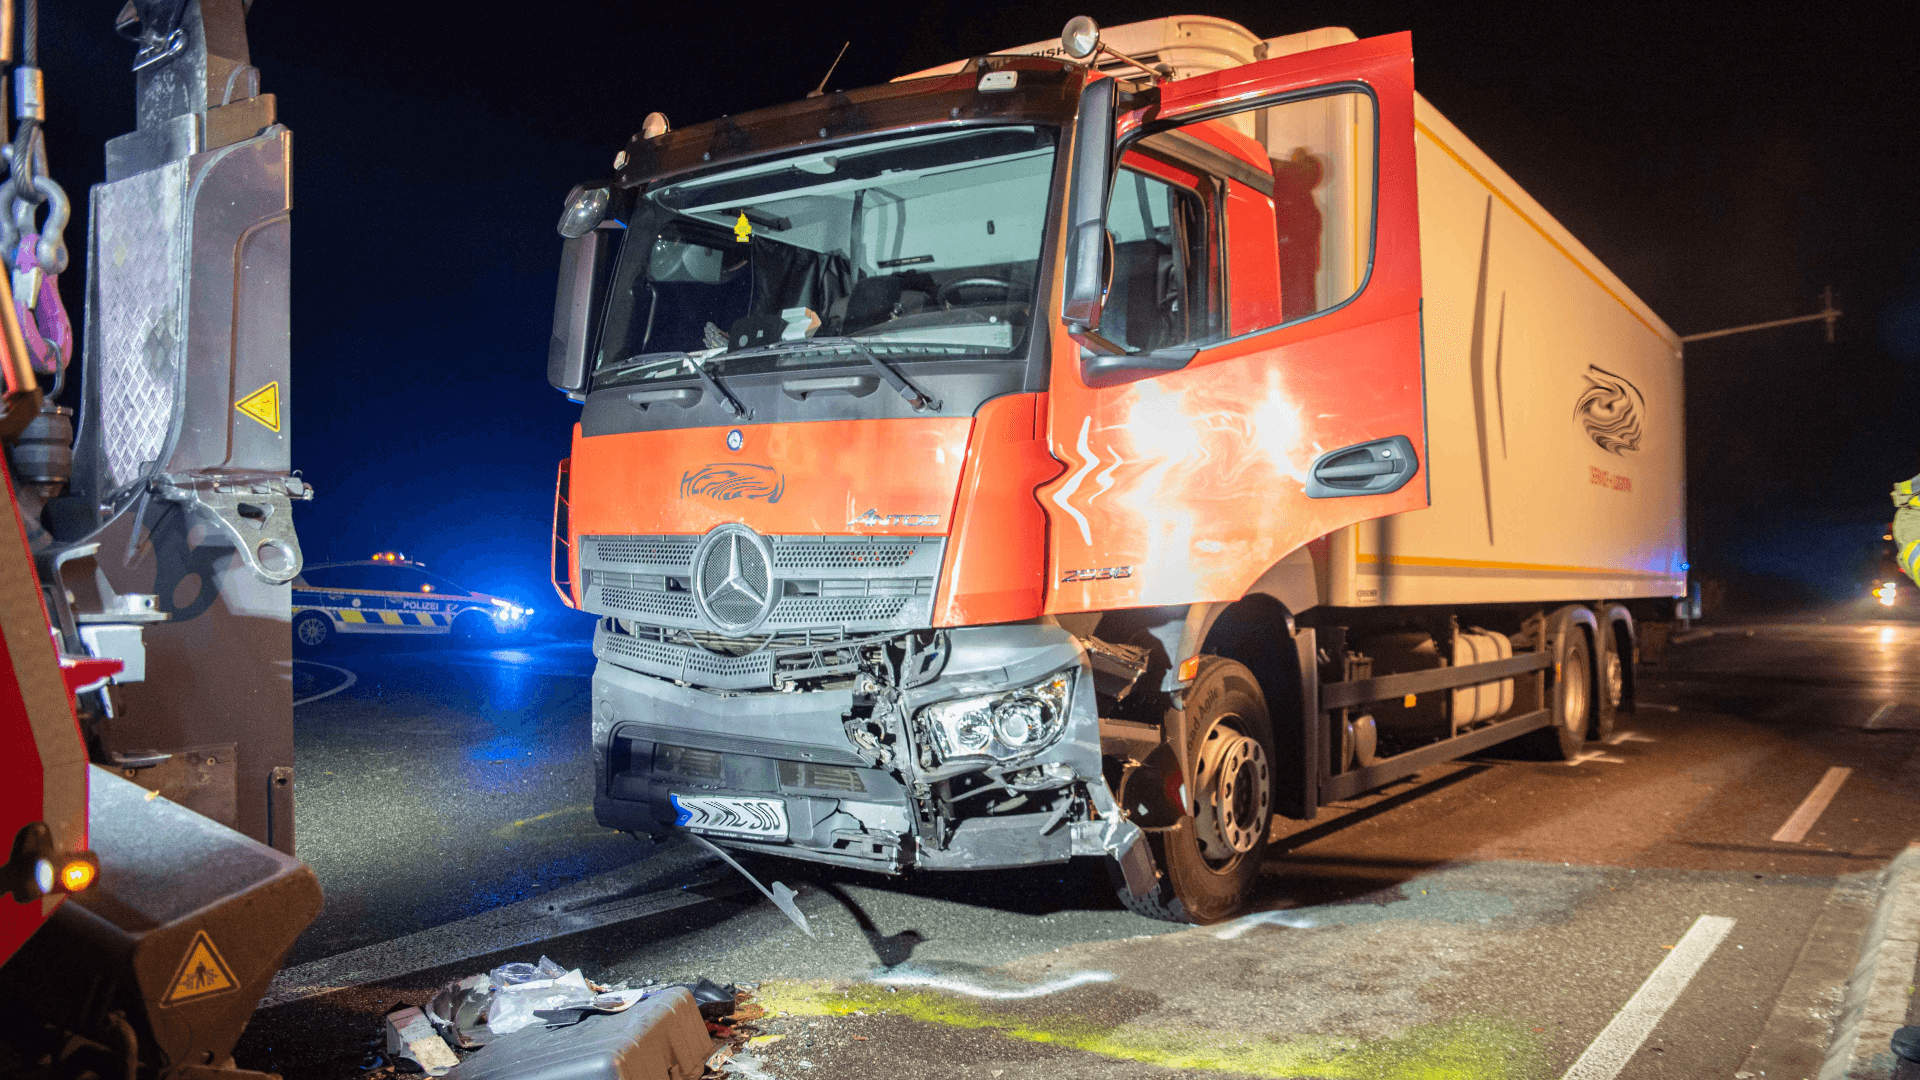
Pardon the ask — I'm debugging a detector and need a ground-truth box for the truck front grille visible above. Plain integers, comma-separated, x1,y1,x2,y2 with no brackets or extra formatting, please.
580,533,944,635
592,619,885,690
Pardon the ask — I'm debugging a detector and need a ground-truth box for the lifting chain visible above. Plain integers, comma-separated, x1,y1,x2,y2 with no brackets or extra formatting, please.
0,0,72,386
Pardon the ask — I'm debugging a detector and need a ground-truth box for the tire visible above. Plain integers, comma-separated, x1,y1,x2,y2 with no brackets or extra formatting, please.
1516,627,1594,759
1114,656,1274,924
1589,631,1622,743
454,611,494,644
293,611,331,651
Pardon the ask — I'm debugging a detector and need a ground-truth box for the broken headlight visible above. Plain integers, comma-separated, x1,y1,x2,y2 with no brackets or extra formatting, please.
919,670,1074,763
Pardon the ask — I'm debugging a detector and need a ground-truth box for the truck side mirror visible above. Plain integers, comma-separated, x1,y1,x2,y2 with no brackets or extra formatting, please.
1060,77,1116,336
548,229,617,396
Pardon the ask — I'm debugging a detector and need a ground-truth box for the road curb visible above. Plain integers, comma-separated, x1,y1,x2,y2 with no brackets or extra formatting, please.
260,848,735,1009
1736,871,1881,1080
1818,842,1920,1080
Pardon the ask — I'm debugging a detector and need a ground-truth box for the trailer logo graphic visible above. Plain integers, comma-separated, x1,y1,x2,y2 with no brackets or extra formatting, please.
679,462,785,504
1574,366,1645,455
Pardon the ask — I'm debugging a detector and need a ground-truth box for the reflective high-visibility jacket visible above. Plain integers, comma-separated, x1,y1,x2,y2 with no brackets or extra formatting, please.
1893,474,1920,584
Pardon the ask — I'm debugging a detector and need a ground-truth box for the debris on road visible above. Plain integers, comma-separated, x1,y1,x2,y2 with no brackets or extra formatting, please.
385,1006,461,1076
446,986,709,1080
683,832,815,938
366,953,779,1068
364,957,773,1080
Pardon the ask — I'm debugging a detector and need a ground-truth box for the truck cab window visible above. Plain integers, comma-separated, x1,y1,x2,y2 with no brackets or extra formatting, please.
1103,164,1215,352
1110,89,1376,340
1237,90,1376,326
592,125,1059,389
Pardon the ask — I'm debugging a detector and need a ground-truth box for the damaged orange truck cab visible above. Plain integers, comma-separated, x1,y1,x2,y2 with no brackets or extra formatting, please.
548,17,1686,923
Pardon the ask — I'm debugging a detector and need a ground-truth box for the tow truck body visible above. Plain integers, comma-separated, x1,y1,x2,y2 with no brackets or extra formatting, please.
550,16,1685,921
2,0,322,1074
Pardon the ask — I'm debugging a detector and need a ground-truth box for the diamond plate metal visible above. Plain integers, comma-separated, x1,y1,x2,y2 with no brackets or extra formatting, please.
94,160,186,498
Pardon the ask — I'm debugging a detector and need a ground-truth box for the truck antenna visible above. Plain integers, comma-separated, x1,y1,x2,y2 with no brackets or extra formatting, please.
807,41,851,98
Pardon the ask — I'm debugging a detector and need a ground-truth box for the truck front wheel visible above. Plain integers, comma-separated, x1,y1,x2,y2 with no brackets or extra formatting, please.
1116,656,1274,924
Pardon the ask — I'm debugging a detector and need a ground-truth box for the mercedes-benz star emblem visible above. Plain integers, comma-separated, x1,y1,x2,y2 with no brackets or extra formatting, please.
726,429,744,452
692,524,776,634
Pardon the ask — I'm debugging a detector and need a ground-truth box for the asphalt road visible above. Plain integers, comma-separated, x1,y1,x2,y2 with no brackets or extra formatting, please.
245,610,1920,1079
286,633,643,966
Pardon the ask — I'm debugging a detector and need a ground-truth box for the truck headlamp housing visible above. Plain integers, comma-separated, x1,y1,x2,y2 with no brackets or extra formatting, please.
920,671,1074,762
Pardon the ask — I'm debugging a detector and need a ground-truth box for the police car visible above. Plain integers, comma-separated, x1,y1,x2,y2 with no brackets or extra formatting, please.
292,552,533,649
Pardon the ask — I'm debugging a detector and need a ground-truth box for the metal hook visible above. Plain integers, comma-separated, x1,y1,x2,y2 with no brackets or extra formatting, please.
28,175,65,273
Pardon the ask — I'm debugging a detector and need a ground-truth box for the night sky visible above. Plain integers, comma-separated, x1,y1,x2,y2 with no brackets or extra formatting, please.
32,2,1920,621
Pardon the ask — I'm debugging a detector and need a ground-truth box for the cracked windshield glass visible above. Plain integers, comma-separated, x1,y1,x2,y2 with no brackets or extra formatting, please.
593,125,1058,386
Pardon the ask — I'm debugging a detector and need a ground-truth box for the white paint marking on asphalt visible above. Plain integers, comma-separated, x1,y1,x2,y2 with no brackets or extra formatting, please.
870,969,1114,1000
1606,731,1655,745
1561,914,1735,1080
291,660,358,707
1568,750,1628,766
1638,703,1681,712
1866,702,1896,728
1771,766,1852,844
1213,910,1318,940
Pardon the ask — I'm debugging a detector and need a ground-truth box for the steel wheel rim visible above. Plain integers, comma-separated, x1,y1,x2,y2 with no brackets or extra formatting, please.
1605,651,1623,708
1562,649,1590,732
1192,718,1271,867
297,618,326,645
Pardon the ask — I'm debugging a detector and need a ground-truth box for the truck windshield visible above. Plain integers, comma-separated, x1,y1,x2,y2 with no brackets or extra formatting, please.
594,125,1057,385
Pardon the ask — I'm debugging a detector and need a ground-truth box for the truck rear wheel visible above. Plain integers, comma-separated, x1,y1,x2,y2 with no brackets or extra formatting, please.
1516,629,1593,760
1589,640,1621,743
1115,657,1273,924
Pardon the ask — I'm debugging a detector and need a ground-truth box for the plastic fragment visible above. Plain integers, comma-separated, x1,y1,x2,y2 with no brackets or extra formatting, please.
384,1007,459,1077
683,831,815,937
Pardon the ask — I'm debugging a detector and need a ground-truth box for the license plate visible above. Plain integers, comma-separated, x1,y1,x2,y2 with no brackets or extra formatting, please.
670,794,789,839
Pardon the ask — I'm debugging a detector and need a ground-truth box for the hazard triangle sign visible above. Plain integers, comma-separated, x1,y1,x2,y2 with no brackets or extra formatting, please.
235,382,281,432
161,929,240,1006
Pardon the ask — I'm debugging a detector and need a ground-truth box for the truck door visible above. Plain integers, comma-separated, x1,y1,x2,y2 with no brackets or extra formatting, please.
1043,32,1424,612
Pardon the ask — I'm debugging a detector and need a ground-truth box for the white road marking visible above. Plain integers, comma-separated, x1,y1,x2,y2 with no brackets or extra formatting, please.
1866,702,1896,728
291,660,357,706
1561,914,1736,1080
1771,766,1852,843
1606,730,1655,745
1568,750,1628,766
870,969,1114,1000
1638,703,1681,712
1214,909,1318,939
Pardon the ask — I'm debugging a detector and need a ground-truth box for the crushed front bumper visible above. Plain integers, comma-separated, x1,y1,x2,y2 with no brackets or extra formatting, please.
590,624,1147,881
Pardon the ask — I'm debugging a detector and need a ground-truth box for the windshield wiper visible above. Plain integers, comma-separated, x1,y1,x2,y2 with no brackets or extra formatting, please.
726,337,942,412
608,351,751,419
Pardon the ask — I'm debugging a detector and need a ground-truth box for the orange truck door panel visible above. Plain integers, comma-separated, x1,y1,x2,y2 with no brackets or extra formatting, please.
1043,32,1425,613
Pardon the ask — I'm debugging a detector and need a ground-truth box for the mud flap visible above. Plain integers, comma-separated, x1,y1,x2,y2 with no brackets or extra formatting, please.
1109,820,1157,899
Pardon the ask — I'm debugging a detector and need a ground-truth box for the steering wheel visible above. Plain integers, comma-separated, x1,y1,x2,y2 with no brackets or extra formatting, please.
936,276,1014,307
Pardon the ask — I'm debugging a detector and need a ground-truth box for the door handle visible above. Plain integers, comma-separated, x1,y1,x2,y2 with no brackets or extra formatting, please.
1305,435,1418,498
626,387,701,409
782,375,878,400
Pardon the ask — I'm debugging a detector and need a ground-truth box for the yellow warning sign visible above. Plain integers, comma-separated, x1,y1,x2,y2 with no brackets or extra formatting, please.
161,929,239,1006
235,381,281,432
